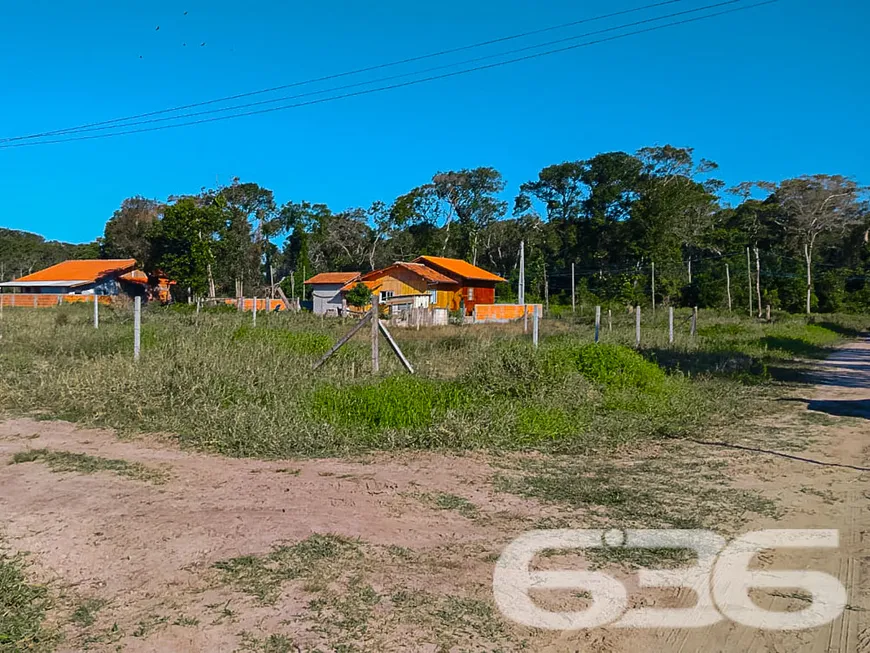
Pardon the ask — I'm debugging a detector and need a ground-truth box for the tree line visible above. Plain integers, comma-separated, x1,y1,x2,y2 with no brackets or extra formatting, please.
3,144,869,314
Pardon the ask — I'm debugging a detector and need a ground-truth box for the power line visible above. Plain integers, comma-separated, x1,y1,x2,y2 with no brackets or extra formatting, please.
0,0,779,149
0,0,683,144
12,0,749,140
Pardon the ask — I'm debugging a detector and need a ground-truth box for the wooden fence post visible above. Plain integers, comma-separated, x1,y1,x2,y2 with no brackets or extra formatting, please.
371,292,380,374
133,296,141,362
595,305,602,341
669,307,674,345
635,305,641,347
766,304,771,322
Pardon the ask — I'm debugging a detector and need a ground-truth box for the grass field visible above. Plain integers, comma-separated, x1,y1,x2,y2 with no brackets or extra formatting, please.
0,302,867,651
0,302,865,458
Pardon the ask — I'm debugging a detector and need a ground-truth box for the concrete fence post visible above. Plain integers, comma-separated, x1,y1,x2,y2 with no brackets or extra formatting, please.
93,294,99,329
594,305,601,343
635,305,641,347
133,296,142,362
532,305,539,348
669,307,674,345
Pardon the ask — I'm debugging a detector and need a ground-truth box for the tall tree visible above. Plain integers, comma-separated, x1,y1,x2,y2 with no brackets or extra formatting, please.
771,175,867,313
215,180,277,297
431,167,507,264
102,197,162,264
147,198,222,299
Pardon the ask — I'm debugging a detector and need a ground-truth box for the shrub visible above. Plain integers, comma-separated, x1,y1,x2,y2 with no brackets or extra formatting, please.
546,343,667,392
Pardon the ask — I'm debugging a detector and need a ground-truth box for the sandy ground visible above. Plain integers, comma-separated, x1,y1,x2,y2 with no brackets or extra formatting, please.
0,338,868,652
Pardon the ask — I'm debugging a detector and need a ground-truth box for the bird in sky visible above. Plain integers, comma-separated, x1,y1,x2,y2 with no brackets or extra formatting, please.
183,11,188,15
155,25,160,31
200,42,206,47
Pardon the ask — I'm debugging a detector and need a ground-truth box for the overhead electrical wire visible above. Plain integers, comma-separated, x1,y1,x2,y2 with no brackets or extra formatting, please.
0,0,684,144
0,0,778,149
8,0,751,140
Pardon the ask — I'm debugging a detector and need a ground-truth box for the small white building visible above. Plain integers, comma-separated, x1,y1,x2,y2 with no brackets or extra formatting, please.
304,272,360,315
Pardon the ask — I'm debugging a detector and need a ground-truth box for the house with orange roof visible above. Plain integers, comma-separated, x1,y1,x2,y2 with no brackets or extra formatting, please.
0,259,147,299
303,271,361,315
340,262,459,315
412,256,506,315
305,256,506,317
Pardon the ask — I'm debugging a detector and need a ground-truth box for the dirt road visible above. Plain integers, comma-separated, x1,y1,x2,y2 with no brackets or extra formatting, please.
0,339,868,652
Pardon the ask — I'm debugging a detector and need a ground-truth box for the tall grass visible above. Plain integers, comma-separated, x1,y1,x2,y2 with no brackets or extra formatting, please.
0,304,863,458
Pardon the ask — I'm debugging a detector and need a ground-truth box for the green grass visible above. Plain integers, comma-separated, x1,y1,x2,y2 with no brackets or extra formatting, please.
213,534,360,604
0,546,55,652
10,449,167,484
0,304,863,458
414,492,480,519
69,598,107,628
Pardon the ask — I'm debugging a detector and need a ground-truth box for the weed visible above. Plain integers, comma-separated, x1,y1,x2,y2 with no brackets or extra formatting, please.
70,598,107,628
10,449,167,484
0,546,55,652
237,632,296,653
213,534,359,604
415,492,479,519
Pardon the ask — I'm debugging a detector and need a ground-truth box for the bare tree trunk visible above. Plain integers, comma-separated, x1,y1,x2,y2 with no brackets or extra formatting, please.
805,242,813,315
754,246,762,318
207,264,216,299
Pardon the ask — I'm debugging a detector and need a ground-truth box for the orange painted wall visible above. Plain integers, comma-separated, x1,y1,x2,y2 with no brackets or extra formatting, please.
473,303,541,322
0,294,112,308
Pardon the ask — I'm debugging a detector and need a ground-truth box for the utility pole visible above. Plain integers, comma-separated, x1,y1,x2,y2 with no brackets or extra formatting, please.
371,291,380,374
519,241,527,333
746,247,753,317
726,263,732,313
754,246,762,318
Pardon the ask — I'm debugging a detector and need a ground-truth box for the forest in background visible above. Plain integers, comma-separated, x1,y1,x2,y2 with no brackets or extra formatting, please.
2,145,868,314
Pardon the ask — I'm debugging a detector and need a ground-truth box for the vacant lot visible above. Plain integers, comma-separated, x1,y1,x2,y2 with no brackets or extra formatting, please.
0,306,868,651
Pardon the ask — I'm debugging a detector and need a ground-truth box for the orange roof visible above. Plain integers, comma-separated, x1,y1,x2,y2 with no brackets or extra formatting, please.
395,262,456,284
304,272,360,285
340,278,382,292
119,270,149,285
356,262,457,286
15,259,137,283
413,256,506,282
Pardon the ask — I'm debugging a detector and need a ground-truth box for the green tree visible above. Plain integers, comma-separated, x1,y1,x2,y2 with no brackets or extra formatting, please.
345,282,372,307
147,198,222,298
102,197,162,264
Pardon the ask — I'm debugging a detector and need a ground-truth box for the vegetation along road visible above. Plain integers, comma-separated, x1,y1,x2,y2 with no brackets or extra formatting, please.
0,305,867,652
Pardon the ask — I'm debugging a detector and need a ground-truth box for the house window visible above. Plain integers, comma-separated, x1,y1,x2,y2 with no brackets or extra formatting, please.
429,289,437,305
379,290,394,302
467,287,474,301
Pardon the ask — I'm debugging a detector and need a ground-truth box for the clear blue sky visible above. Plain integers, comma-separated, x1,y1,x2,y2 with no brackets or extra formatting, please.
1,0,867,244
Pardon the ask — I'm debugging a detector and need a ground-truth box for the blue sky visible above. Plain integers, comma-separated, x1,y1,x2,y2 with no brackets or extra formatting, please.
1,0,867,244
